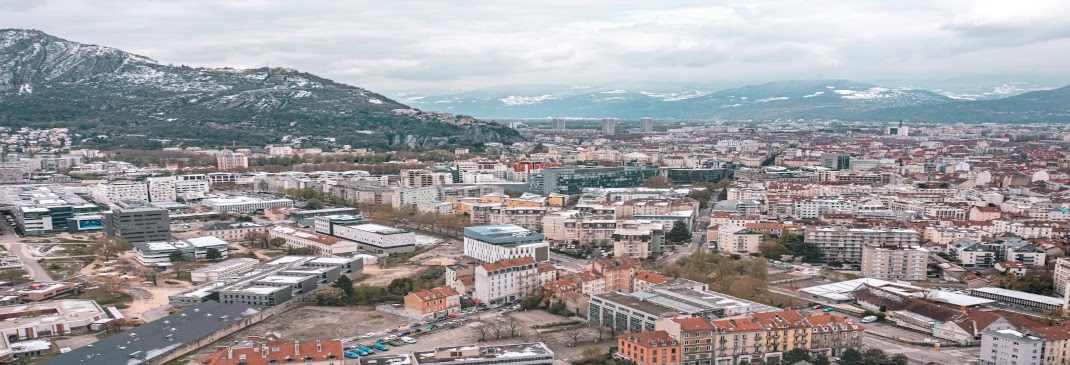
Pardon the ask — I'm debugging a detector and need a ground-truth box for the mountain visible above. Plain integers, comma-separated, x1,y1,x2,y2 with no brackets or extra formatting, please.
0,29,522,150
402,79,1069,123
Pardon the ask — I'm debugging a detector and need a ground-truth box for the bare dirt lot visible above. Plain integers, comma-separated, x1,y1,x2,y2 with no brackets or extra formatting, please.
174,306,614,364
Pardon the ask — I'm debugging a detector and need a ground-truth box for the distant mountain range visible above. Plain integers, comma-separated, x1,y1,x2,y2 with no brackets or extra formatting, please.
0,29,521,150
400,80,1070,122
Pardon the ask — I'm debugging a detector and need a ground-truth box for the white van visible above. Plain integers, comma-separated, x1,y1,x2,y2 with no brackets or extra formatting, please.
401,336,416,344
860,316,878,323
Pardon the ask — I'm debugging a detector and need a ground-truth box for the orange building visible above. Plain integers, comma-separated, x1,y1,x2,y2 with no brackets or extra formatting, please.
587,256,641,292
618,330,681,365
404,286,461,319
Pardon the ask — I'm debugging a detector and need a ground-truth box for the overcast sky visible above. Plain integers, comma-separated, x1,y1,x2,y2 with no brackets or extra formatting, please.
3,0,1070,93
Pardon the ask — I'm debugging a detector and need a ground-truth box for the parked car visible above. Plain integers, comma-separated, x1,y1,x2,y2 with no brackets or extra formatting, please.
401,336,417,344
823,307,835,313
386,328,397,333
861,316,878,323
361,333,375,339
385,335,398,341
374,343,388,351
344,350,361,359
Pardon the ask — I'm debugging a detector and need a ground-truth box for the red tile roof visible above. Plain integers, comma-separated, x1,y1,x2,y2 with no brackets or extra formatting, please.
198,334,343,365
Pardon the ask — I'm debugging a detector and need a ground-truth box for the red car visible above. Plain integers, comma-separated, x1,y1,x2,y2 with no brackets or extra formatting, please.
446,314,458,319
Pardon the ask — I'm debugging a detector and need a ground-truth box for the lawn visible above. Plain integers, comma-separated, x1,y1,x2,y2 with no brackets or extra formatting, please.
43,260,84,281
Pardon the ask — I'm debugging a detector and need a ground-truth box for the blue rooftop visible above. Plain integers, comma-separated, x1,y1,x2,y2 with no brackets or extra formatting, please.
464,224,544,245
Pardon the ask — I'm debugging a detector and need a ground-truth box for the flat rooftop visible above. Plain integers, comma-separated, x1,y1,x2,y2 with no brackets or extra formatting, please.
192,258,260,274
0,300,106,332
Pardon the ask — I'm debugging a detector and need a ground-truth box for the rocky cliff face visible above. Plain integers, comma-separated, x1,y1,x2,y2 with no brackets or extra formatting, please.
0,29,523,150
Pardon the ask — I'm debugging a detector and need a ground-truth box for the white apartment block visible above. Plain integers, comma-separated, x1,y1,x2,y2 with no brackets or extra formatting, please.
861,245,929,281
1055,258,1070,296
216,151,249,170
464,225,550,263
924,227,992,246
392,186,439,209
90,182,148,204
400,169,453,188
488,206,547,231
795,197,856,219
979,328,1043,365
805,227,920,263
716,226,763,255
204,196,294,214
474,256,539,306
147,176,177,202
994,221,1054,239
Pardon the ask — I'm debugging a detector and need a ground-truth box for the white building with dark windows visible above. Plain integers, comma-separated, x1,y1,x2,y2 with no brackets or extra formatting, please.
979,328,1043,365
474,257,538,305
204,196,294,214
330,223,416,254
464,224,549,263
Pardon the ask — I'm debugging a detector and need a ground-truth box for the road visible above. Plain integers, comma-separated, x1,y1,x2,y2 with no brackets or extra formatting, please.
0,217,53,282
866,334,979,365
548,252,587,272
661,207,711,263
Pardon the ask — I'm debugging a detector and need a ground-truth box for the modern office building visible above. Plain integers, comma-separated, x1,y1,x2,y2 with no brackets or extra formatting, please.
269,225,359,256
170,256,361,307
329,223,416,254
198,222,268,242
861,245,929,281
203,196,294,214
290,207,360,227
0,185,101,235
103,199,170,244
589,285,778,333
665,168,732,184
804,227,920,263
133,236,229,266
551,118,566,130
820,153,851,171
89,181,148,204
529,166,660,195
191,258,260,283
464,224,549,263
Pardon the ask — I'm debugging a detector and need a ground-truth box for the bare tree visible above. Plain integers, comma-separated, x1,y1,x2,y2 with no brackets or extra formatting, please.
96,276,124,297
565,327,584,347
138,267,160,286
95,236,128,261
597,325,613,342
504,316,523,338
490,319,504,339
171,261,195,279
473,321,489,341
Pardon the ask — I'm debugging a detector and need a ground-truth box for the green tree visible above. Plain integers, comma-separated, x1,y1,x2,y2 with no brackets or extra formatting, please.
717,188,728,201
168,251,185,262
531,143,549,153
641,176,673,189
332,275,355,300
315,288,349,306
353,284,385,305
889,354,909,365
548,300,567,315
781,348,811,364
205,248,222,260
839,348,864,365
305,198,325,210
520,293,541,310
862,349,888,364
268,237,286,249
812,353,831,365
668,220,693,243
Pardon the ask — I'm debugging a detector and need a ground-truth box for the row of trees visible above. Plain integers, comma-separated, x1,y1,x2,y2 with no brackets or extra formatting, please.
759,232,824,263
660,250,769,303
316,267,445,306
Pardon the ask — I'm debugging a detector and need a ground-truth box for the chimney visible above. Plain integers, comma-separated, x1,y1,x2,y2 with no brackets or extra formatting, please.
295,340,300,355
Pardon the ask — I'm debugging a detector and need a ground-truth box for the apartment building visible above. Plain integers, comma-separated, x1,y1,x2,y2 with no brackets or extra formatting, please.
715,226,763,255
587,256,642,292
710,317,764,365
404,286,461,320
804,227,920,263
392,186,439,209
197,334,343,365
749,311,812,363
861,245,929,281
806,314,865,358
617,331,680,365
215,150,249,170
400,169,453,188
463,224,549,263
488,206,547,231
654,317,715,365
473,257,539,305
979,328,1044,365
612,220,666,259
1054,257,1070,296
794,196,855,219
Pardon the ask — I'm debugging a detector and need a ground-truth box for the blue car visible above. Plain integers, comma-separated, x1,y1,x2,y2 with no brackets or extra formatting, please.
374,343,389,351
360,346,375,355
823,307,835,313
344,350,361,359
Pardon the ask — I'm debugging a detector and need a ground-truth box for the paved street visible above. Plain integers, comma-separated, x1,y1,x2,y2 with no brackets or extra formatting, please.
662,207,711,263
548,252,587,272
866,334,979,365
0,217,53,282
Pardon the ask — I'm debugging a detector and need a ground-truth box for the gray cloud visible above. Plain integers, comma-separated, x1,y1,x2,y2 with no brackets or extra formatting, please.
2,0,1068,92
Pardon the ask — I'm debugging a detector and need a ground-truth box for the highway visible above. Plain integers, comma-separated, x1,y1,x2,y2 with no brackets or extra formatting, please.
0,218,53,282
